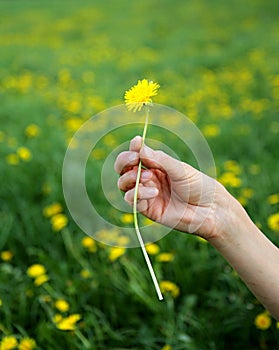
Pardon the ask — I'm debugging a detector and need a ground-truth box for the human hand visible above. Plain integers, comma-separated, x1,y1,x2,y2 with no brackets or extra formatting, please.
115,136,226,239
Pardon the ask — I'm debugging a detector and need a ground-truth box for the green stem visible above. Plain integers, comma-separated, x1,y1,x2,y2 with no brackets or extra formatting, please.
133,107,163,300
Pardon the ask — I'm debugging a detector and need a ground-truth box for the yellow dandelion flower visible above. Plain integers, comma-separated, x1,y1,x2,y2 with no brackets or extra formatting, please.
268,193,279,205
25,124,40,138
81,236,97,253
223,160,242,175
0,299,2,307
202,124,220,138
120,213,134,224
80,269,91,279
124,79,160,112
52,314,63,324
267,212,279,231
0,336,18,350
27,264,46,278
56,314,81,331
109,247,126,261
162,345,172,350
55,299,70,313
218,172,242,188
160,280,180,298
254,312,271,330
17,147,32,161
6,153,19,165
43,202,63,218
157,252,174,262
50,214,68,231
145,243,160,255
18,338,36,350
0,251,13,262
34,274,49,286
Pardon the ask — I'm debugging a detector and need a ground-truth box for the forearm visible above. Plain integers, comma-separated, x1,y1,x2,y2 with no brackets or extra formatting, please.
209,186,279,320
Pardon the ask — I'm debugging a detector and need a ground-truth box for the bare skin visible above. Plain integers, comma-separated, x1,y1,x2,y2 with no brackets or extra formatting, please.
115,136,279,320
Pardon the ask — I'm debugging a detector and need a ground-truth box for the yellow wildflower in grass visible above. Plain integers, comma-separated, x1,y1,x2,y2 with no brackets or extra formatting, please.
43,202,63,217
0,299,2,307
52,314,63,324
55,299,70,313
267,213,279,231
81,236,97,253
25,124,40,138
160,280,180,298
50,214,68,231
34,274,49,286
223,160,242,175
162,345,172,350
17,147,32,161
156,252,174,262
6,153,19,165
55,314,82,331
202,124,220,138
65,118,83,132
109,247,126,261
254,312,272,330
27,264,46,278
80,269,91,279
0,251,13,262
241,188,254,199
145,243,160,255
120,213,134,224
0,336,18,350
277,321,279,329
18,338,36,350
268,193,279,205
218,172,242,188
124,79,160,112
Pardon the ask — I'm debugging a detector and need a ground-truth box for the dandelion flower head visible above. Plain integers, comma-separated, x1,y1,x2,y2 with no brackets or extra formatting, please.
124,79,160,112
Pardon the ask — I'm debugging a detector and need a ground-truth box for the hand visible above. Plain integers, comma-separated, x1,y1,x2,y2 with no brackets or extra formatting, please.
114,136,225,239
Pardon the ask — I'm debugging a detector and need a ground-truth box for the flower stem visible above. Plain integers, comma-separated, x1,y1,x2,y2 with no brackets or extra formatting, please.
133,108,163,301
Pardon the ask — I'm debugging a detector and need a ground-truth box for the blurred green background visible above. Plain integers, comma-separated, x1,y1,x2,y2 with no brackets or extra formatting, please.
1,0,279,349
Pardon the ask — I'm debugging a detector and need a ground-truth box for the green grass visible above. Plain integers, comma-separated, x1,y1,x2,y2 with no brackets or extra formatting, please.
1,0,279,349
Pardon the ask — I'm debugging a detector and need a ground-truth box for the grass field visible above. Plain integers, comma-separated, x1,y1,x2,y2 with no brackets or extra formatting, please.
1,0,279,349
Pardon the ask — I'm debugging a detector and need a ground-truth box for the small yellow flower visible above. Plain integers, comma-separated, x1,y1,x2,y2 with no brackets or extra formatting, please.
50,214,68,231
162,345,172,350
0,299,2,307
55,314,82,331
202,124,220,138
81,236,97,253
267,212,279,231
160,280,180,298
0,251,13,262
17,147,32,161
145,243,160,255
218,172,242,188
55,299,70,313
254,312,272,330
0,336,18,350
124,79,160,112
25,124,40,138
27,264,46,278
268,193,279,205
34,274,49,286
156,253,174,262
223,160,242,175
18,338,36,350
80,269,91,279
276,321,279,329
120,213,134,224
109,247,126,261
52,314,63,324
6,153,19,165
43,202,63,217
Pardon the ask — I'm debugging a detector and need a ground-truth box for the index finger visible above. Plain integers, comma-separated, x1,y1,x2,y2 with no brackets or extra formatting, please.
114,151,140,174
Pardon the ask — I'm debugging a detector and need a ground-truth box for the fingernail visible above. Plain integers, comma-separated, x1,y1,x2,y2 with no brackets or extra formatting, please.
149,188,158,196
142,145,153,158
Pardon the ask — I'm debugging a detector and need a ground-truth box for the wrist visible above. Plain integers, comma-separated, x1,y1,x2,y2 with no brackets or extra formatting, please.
207,183,253,248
